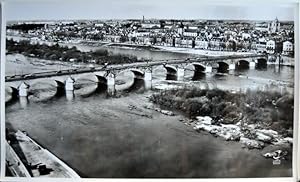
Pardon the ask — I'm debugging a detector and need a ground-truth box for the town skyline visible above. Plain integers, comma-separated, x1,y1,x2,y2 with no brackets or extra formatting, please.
6,18,295,24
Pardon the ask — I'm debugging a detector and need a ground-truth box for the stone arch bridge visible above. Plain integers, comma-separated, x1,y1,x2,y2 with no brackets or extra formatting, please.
5,54,268,98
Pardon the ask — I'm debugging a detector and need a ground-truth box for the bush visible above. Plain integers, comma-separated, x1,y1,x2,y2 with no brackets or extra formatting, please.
92,49,108,57
6,39,141,65
150,87,293,135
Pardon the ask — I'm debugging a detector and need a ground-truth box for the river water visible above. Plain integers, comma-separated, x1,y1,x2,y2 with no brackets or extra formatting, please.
5,44,294,178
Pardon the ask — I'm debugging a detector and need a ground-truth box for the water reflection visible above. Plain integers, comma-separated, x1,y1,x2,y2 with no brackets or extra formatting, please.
274,65,281,74
144,80,152,90
19,97,28,108
236,61,249,70
66,91,74,101
107,85,116,96
166,74,176,81
192,72,206,81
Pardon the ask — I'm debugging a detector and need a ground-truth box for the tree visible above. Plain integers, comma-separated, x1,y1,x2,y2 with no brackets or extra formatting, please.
226,40,237,51
120,35,128,43
236,41,247,50
159,20,166,28
131,37,137,42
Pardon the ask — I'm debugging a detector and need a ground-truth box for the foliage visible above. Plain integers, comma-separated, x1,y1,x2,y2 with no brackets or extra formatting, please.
8,23,45,32
6,39,140,65
150,87,293,135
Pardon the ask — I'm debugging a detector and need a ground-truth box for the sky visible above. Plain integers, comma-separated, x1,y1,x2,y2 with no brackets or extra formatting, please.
5,0,296,21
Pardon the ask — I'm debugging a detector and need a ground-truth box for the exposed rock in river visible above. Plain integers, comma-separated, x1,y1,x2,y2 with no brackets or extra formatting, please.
192,115,293,150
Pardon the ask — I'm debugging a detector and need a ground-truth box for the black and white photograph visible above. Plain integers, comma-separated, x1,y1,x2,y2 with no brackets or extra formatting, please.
0,2,4,179
2,0,299,179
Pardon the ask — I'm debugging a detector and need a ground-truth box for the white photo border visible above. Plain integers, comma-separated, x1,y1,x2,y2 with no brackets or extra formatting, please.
0,0,299,182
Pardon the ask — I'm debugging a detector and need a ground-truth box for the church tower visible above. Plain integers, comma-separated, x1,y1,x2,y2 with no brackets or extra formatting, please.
269,17,280,33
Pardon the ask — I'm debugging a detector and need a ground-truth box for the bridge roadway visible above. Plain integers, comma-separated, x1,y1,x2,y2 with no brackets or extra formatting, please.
5,54,267,82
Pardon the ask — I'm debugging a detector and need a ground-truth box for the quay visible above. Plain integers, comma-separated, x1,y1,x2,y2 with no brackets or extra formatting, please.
6,130,80,178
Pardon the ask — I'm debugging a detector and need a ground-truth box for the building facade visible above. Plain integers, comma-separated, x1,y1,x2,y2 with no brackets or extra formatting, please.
266,40,276,54
282,41,293,55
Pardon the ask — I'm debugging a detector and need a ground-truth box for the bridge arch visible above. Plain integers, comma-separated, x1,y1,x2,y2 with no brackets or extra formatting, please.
95,75,107,84
27,79,58,101
73,74,99,96
185,63,206,80
256,58,267,69
185,63,206,72
164,65,178,80
54,80,66,96
94,75,108,93
74,74,99,82
117,68,145,79
114,69,142,91
5,86,19,103
152,65,167,80
114,69,148,91
236,60,250,69
217,62,229,73
164,65,177,75
54,80,65,86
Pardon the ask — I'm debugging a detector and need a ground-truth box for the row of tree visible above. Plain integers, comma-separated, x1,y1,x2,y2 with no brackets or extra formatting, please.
6,39,140,65
8,23,45,32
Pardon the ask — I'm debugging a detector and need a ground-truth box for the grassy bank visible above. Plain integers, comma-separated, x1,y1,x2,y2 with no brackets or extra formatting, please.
150,87,293,137
6,39,141,65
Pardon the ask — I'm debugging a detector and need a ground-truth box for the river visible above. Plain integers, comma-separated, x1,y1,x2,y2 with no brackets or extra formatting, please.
5,44,294,178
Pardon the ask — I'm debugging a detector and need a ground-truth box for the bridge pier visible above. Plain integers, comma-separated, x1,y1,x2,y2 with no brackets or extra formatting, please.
18,82,29,97
177,68,185,81
229,63,236,70
144,70,152,89
107,73,116,86
65,77,75,91
205,66,212,73
107,73,116,95
249,61,256,69
144,71,152,81
107,86,116,95
66,90,74,101
19,96,29,108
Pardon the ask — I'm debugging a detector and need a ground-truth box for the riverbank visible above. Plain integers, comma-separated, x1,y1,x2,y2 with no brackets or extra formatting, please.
5,35,258,57
154,45,254,56
105,42,161,51
6,38,141,65
6,130,80,178
7,35,295,66
80,40,255,57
